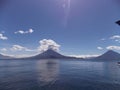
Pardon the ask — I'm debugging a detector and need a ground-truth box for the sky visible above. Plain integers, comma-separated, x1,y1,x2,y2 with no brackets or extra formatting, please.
0,0,120,57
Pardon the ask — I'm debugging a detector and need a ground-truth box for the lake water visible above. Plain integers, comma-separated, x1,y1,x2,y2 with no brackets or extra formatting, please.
0,59,120,90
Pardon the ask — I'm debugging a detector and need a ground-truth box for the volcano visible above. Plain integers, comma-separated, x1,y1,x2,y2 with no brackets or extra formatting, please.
27,49,77,59
95,50,120,60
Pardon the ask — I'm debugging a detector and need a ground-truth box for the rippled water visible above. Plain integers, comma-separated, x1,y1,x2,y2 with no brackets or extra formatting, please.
0,59,120,90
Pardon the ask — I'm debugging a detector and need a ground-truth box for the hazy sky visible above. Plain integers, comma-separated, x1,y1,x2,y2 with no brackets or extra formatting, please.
0,0,120,57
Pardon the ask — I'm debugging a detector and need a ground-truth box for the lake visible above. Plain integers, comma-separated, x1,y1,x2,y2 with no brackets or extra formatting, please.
0,59,120,90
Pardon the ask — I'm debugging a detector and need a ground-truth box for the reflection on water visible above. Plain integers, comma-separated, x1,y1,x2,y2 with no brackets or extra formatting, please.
0,60,120,90
102,61,120,84
36,59,59,86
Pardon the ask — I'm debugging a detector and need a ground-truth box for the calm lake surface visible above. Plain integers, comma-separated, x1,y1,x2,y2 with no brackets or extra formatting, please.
0,59,120,90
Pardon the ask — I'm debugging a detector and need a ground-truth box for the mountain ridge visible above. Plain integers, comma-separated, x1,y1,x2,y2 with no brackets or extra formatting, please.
1,50,120,60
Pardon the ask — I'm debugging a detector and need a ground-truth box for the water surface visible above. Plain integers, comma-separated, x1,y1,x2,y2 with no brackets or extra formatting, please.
0,59,120,90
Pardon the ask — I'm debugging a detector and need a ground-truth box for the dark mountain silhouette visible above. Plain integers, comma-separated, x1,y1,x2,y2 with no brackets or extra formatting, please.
95,50,120,60
116,20,120,25
26,49,77,59
0,54,13,60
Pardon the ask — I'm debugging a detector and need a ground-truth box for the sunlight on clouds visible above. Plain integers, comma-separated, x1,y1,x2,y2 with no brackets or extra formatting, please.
38,39,60,53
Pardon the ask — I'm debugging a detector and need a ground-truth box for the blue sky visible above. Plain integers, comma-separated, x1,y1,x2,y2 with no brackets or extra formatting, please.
0,0,120,57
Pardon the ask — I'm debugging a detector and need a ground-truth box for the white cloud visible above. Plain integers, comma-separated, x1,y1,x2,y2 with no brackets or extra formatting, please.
11,45,25,51
0,39,60,57
106,46,120,50
15,29,34,34
12,54,34,58
0,33,8,40
29,29,34,33
11,45,33,51
15,30,24,34
0,53,14,57
69,54,100,59
97,47,103,50
2,39,60,57
0,48,7,52
109,35,120,43
110,35,120,39
38,39,60,53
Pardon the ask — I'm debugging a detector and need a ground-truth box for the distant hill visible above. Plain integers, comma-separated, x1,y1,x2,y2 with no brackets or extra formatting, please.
95,50,120,60
0,54,13,60
25,49,77,59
